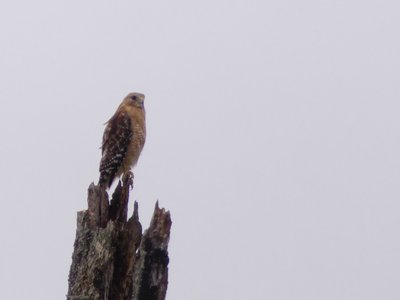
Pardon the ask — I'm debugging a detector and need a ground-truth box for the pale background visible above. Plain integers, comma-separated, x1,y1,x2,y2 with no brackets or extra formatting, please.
1,1,400,299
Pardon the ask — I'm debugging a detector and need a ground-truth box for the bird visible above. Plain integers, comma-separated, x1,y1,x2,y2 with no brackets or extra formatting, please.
98,92,146,189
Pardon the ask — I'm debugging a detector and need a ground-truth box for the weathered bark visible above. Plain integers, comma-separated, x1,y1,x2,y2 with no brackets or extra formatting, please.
131,202,171,300
67,172,172,300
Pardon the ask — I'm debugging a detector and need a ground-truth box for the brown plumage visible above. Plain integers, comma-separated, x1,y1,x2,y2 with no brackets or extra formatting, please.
98,92,146,188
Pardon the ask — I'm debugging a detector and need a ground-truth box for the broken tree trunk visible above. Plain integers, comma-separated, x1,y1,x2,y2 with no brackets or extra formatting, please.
67,172,172,300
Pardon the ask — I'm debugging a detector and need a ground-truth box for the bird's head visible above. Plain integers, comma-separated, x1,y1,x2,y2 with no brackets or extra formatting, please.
124,92,145,108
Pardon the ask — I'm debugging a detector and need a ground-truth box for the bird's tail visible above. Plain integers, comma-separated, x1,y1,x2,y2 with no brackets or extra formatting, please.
98,174,113,189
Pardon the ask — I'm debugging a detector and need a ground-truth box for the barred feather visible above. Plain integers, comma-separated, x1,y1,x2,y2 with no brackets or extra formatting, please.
99,112,133,188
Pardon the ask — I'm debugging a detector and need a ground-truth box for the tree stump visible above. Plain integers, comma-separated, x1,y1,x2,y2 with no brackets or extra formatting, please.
67,173,172,300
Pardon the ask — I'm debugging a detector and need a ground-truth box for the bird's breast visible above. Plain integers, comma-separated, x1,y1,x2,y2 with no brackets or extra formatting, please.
122,120,146,171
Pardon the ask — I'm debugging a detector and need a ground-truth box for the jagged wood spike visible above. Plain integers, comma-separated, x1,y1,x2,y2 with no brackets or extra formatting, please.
67,174,171,300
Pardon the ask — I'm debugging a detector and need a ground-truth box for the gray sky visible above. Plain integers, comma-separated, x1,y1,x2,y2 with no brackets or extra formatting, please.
1,0,400,299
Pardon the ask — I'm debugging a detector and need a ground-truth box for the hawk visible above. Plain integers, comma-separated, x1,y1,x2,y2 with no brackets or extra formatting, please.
98,92,146,188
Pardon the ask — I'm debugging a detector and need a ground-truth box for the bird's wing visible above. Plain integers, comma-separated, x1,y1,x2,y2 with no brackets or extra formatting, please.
99,111,133,182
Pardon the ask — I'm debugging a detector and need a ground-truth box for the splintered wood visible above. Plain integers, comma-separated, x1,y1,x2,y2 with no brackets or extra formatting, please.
67,173,171,300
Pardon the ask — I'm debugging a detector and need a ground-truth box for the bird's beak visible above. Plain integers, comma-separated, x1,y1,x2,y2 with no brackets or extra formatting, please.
139,98,145,107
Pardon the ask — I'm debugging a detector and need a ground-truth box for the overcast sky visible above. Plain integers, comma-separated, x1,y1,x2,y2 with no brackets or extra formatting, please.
1,0,400,299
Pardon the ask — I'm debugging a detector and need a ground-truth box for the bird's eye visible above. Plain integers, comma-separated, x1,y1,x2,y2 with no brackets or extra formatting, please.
131,95,137,101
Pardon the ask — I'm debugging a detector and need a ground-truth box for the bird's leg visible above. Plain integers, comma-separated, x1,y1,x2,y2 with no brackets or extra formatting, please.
122,170,134,190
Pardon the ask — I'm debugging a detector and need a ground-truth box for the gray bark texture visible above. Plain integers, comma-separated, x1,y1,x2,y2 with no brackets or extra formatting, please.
67,172,172,300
